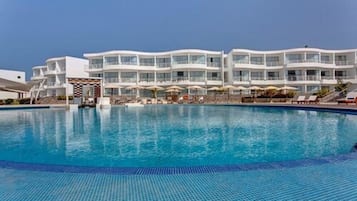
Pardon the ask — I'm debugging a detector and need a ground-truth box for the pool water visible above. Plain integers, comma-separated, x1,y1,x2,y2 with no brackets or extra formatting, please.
0,105,356,168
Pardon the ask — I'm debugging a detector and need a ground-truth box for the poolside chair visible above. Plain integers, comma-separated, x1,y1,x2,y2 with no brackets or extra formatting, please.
337,92,357,105
178,96,184,104
146,98,152,104
157,98,163,104
198,96,204,104
292,96,306,104
305,95,318,104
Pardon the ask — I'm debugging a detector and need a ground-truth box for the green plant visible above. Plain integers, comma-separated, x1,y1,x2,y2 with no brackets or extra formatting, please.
19,98,31,104
5,99,14,105
57,95,73,100
335,79,351,96
316,88,330,98
286,90,296,98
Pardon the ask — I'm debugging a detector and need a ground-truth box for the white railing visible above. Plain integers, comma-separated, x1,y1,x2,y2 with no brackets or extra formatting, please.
287,76,305,81
105,61,119,66
207,77,222,81
44,70,57,75
267,77,283,80
104,78,119,83
207,62,221,67
233,60,249,64
251,77,264,80
306,75,319,81
250,61,264,65
121,61,137,65
189,77,205,82
121,78,137,83
233,77,249,81
89,64,103,69
321,76,334,80
266,61,282,67
335,61,353,66
157,63,171,68
139,62,155,66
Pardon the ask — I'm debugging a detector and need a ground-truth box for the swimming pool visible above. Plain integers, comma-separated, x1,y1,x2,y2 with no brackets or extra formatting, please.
0,105,356,170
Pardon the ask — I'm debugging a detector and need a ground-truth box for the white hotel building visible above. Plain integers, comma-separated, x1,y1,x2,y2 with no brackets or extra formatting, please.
31,56,88,97
32,48,357,97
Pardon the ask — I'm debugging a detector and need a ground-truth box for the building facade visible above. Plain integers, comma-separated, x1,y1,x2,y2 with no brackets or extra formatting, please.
0,69,27,99
227,48,357,93
31,56,88,97
32,48,357,97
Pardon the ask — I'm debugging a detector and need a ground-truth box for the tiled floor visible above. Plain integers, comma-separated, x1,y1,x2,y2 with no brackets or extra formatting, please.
0,159,356,201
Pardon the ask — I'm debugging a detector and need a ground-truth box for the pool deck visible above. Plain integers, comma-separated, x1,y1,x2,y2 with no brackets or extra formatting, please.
1,103,357,200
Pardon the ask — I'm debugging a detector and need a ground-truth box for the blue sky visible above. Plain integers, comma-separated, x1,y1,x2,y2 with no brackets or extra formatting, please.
1,0,357,79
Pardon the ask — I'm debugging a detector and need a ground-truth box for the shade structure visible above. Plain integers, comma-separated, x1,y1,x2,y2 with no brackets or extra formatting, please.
279,86,298,90
249,86,263,90
126,85,144,90
220,85,236,90
235,86,248,90
187,85,203,90
207,87,220,91
166,85,184,90
165,89,180,93
146,85,164,98
146,85,164,90
264,86,279,90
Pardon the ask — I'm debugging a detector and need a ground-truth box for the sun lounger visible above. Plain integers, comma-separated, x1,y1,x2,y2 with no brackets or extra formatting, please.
292,96,306,104
337,92,357,104
198,96,204,104
305,95,318,104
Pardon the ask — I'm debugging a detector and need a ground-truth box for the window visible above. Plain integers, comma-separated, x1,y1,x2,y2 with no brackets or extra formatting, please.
105,56,119,65
121,56,137,65
173,55,188,64
177,71,184,77
139,58,155,66
190,55,205,64
212,72,217,77
232,55,249,64
250,56,263,65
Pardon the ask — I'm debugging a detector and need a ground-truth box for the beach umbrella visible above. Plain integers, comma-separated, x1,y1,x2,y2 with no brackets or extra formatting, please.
264,86,279,103
187,85,203,101
264,86,279,91
126,85,144,97
146,85,164,98
279,86,298,91
235,86,248,103
248,86,263,103
207,87,221,102
167,85,184,90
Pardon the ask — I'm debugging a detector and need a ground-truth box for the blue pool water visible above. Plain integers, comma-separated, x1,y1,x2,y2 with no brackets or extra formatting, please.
0,105,356,168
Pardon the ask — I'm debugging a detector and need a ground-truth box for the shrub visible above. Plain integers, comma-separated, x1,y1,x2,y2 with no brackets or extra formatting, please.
19,98,31,104
57,95,73,100
5,99,14,105
316,88,330,98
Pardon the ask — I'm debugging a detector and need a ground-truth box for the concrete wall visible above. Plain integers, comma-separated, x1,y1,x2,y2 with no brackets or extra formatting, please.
65,57,89,78
0,69,27,99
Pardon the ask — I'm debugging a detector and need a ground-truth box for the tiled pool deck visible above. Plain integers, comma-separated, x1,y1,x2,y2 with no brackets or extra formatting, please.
1,104,357,200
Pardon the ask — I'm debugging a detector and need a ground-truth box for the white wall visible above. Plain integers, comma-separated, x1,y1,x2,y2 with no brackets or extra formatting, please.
65,56,89,78
0,69,26,83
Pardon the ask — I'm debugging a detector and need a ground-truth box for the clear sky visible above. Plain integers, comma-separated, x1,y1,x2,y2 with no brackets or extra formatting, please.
1,0,357,79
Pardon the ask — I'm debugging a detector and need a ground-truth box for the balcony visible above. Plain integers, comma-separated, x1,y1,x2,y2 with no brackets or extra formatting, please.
157,63,171,68
335,61,354,66
207,62,221,67
121,78,137,83
266,61,283,67
189,77,205,82
104,78,119,83
89,64,103,69
44,70,57,75
139,62,155,66
46,82,65,88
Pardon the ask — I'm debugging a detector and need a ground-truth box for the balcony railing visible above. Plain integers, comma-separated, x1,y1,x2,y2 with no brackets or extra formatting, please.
233,60,249,64
321,76,334,80
267,77,283,80
207,62,221,67
287,76,305,81
89,64,103,69
104,78,119,83
121,61,137,65
233,77,249,81
121,78,137,83
105,61,119,66
251,76,264,80
335,61,353,66
266,61,282,67
157,63,171,68
139,62,155,66
335,76,355,79
305,75,319,81
207,77,222,81
189,77,205,82
139,79,155,82
250,61,264,65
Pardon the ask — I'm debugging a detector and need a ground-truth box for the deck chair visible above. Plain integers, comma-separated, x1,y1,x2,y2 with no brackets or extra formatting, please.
292,96,306,104
305,95,318,104
337,92,357,104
